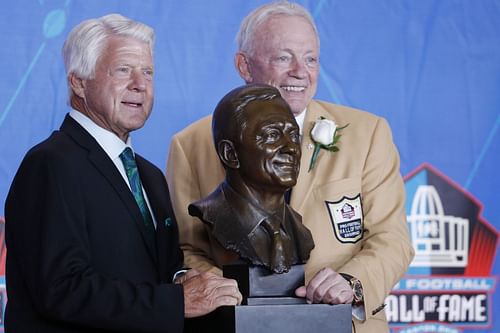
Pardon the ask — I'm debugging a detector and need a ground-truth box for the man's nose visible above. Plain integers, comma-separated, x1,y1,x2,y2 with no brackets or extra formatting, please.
288,59,307,79
281,136,300,155
129,69,147,91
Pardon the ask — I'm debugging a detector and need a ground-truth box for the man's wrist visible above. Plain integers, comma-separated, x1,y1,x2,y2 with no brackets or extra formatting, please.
340,273,364,306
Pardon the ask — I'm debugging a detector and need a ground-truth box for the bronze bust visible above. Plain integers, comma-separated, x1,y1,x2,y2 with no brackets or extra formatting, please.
188,84,314,273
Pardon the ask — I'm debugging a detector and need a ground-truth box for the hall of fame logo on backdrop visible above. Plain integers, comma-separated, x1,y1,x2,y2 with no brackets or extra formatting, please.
387,164,498,333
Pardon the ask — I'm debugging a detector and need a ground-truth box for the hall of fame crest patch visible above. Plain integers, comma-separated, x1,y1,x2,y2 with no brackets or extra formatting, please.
325,194,364,243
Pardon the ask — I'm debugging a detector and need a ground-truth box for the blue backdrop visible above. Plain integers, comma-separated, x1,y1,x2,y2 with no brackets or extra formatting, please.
1,1,498,332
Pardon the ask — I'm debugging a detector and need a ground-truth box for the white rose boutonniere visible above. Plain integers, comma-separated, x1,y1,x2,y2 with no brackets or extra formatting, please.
308,117,349,172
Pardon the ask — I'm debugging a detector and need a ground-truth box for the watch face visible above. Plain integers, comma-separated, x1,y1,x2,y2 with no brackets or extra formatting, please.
352,279,363,302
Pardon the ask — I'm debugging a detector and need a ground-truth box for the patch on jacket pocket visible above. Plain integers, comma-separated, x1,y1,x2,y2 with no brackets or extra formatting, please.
325,194,364,243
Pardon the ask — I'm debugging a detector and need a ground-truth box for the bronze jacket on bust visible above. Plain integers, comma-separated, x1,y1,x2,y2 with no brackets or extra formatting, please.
188,181,314,274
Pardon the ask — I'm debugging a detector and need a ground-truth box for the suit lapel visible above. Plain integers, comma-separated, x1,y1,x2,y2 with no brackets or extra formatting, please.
60,115,158,263
137,158,166,227
291,101,333,212
136,156,172,266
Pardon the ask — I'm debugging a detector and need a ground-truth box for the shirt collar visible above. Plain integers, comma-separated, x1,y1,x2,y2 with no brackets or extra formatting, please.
295,108,307,135
69,109,133,159
221,182,285,236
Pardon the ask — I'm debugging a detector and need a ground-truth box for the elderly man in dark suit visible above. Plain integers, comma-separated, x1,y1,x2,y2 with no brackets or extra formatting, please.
4,13,241,333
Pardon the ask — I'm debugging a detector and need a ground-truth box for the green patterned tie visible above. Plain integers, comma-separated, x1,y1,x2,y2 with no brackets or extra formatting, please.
120,147,154,230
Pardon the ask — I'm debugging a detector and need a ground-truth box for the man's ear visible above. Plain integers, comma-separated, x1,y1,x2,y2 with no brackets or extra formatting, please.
234,52,253,83
69,72,86,98
218,140,240,169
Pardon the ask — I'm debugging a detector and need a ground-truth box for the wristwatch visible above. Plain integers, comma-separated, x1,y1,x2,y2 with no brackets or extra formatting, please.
340,273,364,305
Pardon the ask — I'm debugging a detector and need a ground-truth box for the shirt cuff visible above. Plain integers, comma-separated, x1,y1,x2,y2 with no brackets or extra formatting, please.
352,303,366,321
172,268,190,283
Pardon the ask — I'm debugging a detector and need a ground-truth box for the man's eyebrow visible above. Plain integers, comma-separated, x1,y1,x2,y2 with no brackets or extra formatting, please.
261,122,285,128
114,62,153,68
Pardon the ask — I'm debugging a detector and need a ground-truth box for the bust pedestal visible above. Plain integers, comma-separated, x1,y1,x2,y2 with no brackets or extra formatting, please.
184,262,352,333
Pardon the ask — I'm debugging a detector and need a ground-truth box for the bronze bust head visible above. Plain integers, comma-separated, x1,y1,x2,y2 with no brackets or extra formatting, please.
189,84,314,273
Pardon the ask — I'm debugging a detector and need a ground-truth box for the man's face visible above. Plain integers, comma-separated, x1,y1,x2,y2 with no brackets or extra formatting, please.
245,15,319,116
236,98,301,191
79,36,154,141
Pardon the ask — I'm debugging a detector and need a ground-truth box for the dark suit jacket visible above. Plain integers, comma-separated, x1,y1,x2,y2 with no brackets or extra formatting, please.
4,115,184,332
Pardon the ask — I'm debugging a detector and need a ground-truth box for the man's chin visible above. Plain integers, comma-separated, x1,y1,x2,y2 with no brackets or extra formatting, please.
282,99,308,116
274,176,298,189
124,117,148,133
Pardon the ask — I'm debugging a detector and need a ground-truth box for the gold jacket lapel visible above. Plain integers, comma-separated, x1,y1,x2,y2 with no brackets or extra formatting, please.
291,101,333,212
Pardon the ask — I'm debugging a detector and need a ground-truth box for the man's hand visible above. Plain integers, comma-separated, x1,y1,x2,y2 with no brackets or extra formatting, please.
295,267,353,304
181,269,242,318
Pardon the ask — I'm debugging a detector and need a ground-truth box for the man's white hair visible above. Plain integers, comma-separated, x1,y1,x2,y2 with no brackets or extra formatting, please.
62,13,154,81
236,1,320,56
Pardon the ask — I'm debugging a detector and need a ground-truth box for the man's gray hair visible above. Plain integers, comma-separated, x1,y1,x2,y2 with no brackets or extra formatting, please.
62,13,154,80
236,1,319,56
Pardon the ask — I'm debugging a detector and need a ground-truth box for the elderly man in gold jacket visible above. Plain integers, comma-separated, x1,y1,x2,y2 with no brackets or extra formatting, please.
166,2,414,332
